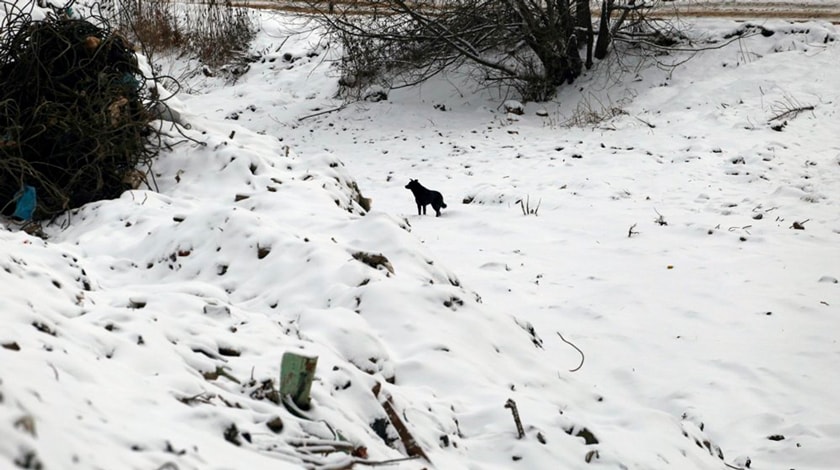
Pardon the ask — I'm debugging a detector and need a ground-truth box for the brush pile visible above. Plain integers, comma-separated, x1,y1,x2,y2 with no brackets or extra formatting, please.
0,1,163,220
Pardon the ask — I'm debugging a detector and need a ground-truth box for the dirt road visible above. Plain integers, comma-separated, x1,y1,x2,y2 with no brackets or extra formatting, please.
656,1,840,22
249,0,840,22
248,0,840,24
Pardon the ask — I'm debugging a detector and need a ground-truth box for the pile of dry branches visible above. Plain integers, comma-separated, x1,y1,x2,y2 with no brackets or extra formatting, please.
0,0,164,219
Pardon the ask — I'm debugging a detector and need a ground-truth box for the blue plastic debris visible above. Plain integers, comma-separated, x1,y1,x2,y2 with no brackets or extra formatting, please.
120,72,140,91
12,185,36,221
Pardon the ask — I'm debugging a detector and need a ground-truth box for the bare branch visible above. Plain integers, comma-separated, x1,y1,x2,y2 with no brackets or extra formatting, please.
311,0,696,102
769,105,814,122
298,104,348,121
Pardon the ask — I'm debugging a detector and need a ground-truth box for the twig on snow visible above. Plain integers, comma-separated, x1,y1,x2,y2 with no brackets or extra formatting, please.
347,456,421,468
724,462,750,470
314,455,420,470
634,115,656,128
298,104,348,121
791,219,809,230
557,332,585,372
47,362,60,381
769,104,814,123
653,208,667,226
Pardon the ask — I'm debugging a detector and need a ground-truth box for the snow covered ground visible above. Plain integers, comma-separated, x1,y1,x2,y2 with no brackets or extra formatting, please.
2,6,839,470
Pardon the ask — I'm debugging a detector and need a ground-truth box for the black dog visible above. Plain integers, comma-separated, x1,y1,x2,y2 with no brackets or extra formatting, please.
405,179,447,217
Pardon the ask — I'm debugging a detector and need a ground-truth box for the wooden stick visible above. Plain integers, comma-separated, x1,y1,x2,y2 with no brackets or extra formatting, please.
382,399,430,461
373,383,430,462
298,105,347,121
504,398,525,439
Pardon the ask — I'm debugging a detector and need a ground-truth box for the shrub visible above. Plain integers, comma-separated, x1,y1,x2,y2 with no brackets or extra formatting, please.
111,0,257,67
0,1,163,219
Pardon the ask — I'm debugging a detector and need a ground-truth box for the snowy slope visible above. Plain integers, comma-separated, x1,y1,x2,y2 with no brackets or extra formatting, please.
2,8,839,470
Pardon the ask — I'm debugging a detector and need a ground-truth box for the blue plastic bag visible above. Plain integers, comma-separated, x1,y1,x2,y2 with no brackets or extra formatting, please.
12,185,36,221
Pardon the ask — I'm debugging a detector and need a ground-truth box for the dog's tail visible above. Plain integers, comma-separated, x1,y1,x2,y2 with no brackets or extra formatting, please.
441,202,447,208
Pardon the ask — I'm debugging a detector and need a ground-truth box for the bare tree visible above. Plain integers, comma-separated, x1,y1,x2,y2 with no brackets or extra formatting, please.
313,0,672,101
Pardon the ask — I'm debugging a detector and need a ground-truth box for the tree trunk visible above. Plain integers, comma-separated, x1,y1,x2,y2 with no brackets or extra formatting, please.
574,0,590,38
594,0,611,60
574,0,594,68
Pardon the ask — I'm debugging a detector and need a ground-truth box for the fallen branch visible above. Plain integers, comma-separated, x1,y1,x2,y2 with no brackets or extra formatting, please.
504,398,525,439
373,383,430,462
634,115,656,128
769,104,814,122
381,400,427,460
325,455,421,469
298,105,348,121
202,365,241,384
289,438,358,453
177,392,214,405
354,455,420,467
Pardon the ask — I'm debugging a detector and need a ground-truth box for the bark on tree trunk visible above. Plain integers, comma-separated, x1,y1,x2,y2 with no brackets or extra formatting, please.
574,0,594,68
594,0,611,60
